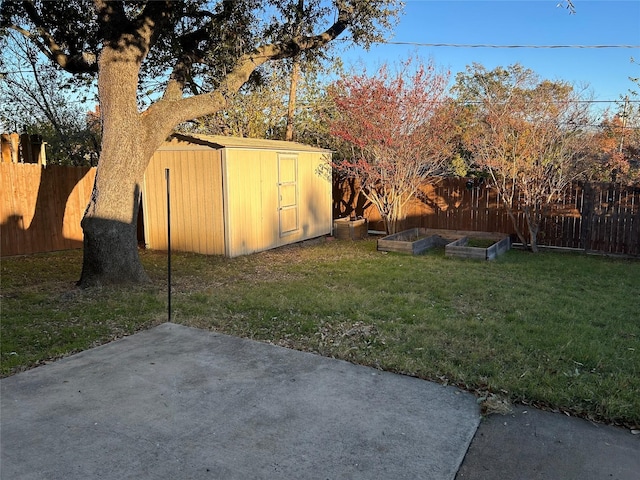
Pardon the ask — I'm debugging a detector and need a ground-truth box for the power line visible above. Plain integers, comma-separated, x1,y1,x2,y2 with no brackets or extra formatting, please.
365,41,640,49
579,100,640,103
460,100,640,105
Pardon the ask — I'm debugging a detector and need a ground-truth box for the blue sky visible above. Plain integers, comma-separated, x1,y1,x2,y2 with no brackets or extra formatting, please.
338,0,640,113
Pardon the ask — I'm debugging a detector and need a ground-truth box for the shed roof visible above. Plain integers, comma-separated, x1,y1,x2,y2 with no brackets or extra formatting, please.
160,133,332,153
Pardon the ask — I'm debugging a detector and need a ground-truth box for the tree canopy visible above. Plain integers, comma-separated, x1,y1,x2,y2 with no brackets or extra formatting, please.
452,63,594,251
180,59,341,145
1,1,400,107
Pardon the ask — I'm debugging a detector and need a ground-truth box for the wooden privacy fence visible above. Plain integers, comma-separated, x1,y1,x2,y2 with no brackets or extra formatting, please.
1,163,95,256
341,178,640,256
2,164,638,257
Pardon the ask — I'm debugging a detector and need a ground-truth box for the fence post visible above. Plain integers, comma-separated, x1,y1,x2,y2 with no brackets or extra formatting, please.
580,182,594,253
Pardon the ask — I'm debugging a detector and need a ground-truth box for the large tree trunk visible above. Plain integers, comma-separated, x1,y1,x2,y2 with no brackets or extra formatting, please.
77,47,164,287
504,206,529,250
524,208,540,253
78,141,150,287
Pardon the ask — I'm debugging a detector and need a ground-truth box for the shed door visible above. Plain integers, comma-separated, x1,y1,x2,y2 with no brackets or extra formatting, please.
278,154,298,236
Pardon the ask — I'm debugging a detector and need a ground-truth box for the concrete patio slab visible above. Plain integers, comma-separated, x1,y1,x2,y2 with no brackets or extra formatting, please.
1,323,481,479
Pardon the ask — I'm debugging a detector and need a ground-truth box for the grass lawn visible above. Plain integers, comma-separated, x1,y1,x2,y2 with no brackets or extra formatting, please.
1,239,639,428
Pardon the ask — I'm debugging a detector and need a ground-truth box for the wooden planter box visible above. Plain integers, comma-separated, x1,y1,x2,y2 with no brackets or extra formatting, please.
377,228,451,255
445,234,511,260
333,218,368,240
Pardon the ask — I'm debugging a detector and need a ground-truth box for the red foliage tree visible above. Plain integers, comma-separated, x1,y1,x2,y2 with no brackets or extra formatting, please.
329,59,454,234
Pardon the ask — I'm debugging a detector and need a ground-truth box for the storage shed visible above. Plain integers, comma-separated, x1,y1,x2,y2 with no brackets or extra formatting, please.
141,133,333,257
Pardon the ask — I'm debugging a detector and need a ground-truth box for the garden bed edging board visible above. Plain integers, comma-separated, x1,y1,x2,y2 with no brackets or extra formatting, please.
377,228,457,255
445,234,511,260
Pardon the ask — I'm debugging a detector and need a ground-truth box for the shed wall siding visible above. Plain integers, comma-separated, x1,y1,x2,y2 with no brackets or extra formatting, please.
143,148,225,255
223,149,331,257
298,151,333,240
223,149,278,257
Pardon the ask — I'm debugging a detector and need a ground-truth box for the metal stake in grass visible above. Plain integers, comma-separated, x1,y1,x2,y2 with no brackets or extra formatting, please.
165,168,171,322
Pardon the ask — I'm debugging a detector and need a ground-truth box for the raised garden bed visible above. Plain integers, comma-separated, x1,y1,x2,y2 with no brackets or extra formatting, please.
377,228,452,255
445,233,511,260
377,228,511,259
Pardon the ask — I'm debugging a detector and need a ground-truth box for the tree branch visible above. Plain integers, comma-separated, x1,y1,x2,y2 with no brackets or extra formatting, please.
12,0,98,73
167,2,243,95
153,10,350,129
94,0,129,44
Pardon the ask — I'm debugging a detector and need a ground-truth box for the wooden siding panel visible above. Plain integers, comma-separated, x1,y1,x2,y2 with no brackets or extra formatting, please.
190,150,207,253
142,152,165,251
61,167,87,243
192,151,211,253
143,148,225,255
253,152,267,250
226,150,278,257
258,152,279,250
15,164,39,254
187,149,224,255
223,149,331,257
224,149,271,257
173,152,188,251
297,151,332,241
261,153,281,250
222,149,245,256
141,156,161,251
209,149,225,254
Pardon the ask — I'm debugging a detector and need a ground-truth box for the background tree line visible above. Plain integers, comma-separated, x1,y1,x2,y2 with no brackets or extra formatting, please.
3,33,637,185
